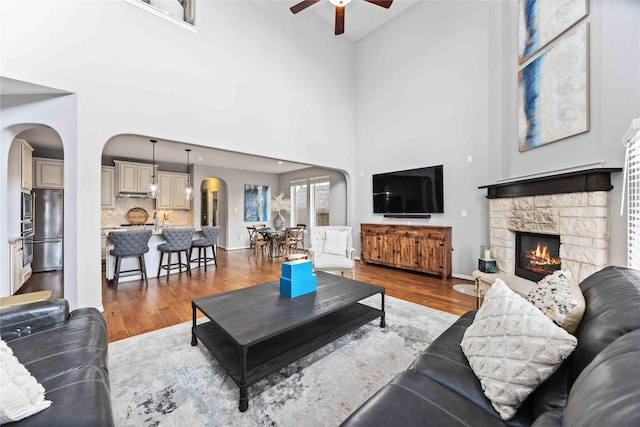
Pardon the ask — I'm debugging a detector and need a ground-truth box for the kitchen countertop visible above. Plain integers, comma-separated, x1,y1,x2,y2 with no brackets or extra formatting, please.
8,236,23,244
102,225,200,237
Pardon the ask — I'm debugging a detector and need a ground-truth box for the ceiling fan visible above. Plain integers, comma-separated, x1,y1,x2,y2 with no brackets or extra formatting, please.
290,0,393,36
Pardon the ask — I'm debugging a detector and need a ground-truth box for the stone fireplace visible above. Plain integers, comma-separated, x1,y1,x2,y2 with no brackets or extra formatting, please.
482,168,620,284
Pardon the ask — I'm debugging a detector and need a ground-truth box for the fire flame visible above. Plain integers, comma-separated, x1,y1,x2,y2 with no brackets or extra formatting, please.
528,243,561,266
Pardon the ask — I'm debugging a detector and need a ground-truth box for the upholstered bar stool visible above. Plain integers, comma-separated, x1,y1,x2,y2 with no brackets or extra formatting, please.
190,226,219,271
108,229,152,290
157,228,194,281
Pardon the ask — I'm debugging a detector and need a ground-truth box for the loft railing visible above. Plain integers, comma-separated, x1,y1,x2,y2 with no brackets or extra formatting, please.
125,0,197,31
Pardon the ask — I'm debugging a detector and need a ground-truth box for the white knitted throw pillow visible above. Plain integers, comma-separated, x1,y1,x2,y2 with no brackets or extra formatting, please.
460,279,577,420
0,339,51,423
323,230,349,256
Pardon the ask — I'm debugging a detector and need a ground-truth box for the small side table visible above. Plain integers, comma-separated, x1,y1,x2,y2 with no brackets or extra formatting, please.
284,253,308,262
452,281,490,309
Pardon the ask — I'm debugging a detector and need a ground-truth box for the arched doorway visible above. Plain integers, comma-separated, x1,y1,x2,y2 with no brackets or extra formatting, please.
5,125,64,297
200,177,228,248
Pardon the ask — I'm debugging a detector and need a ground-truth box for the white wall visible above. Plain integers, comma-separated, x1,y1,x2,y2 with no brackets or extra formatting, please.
354,0,639,277
493,0,640,267
1,1,356,307
354,1,493,278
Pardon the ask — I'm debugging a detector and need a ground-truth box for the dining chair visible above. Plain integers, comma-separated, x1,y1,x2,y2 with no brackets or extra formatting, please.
247,226,258,251
295,224,306,251
279,227,301,256
254,230,269,257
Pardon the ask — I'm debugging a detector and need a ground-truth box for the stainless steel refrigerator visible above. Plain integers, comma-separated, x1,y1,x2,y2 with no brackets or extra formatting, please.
32,189,63,272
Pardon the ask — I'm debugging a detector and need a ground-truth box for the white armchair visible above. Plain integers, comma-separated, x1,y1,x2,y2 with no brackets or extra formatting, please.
308,226,356,279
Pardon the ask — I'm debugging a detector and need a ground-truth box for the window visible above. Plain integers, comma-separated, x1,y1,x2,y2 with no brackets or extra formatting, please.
310,178,330,226
124,0,197,32
290,180,308,226
624,118,640,268
290,176,330,227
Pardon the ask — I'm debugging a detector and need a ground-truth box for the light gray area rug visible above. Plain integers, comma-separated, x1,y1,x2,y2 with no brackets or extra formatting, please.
109,295,458,426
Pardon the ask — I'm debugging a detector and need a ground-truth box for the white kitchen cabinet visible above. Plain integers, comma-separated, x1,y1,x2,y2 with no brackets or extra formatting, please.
114,161,155,194
137,164,154,193
101,166,116,208
172,173,190,209
33,157,64,189
16,139,33,191
156,172,191,210
9,239,23,295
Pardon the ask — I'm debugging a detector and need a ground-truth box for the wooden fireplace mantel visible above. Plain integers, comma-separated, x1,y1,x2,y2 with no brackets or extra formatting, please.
478,168,622,199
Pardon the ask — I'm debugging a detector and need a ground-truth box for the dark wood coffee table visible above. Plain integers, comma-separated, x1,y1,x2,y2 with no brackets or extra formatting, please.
191,271,385,412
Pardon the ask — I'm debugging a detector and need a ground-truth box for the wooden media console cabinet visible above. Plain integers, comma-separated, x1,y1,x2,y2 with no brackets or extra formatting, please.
360,223,452,279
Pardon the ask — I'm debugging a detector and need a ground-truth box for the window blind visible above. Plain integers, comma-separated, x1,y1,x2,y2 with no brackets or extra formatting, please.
628,138,640,268
623,118,640,268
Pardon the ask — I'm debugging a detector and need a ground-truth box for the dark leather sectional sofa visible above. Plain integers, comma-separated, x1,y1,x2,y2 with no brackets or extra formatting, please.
341,266,640,426
0,299,114,426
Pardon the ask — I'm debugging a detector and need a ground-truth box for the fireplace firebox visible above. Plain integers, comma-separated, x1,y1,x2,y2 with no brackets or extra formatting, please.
515,232,561,281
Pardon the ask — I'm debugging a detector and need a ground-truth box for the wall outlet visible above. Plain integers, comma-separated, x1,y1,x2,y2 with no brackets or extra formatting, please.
239,235,243,240
467,155,473,162
461,210,467,217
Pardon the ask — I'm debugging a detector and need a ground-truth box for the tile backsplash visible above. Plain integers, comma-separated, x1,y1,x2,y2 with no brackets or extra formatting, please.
101,198,192,228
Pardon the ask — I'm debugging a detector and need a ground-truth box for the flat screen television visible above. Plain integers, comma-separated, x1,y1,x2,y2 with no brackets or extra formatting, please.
373,165,444,215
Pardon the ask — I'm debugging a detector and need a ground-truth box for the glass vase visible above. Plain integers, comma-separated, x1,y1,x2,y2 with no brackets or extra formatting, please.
273,211,285,231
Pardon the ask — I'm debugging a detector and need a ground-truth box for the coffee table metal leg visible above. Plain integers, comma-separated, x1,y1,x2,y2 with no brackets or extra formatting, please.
380,292,386,328
239,346,249,412
191,304,198,346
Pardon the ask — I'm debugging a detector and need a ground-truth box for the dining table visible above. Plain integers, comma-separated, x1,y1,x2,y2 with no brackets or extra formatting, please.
257,228,286,258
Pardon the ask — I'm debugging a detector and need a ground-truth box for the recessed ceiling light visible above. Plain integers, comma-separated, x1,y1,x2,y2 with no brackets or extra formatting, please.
278,161,283,164
197,157,204,160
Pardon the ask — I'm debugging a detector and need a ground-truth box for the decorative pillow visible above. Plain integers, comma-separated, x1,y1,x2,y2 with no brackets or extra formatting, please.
323,230,349,256
526,270,585,334
460,279,577,420
0,340,51,423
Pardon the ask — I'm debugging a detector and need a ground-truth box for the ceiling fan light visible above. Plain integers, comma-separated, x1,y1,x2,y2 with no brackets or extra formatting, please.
329,0,351,6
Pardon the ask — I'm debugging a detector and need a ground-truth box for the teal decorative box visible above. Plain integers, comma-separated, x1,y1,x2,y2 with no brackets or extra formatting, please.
280,274,317,298
280,260,317,298
281,259,313,280
478,258,497,273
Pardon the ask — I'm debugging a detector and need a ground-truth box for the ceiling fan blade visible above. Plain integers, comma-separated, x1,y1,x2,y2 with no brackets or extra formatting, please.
335,6,345,35
290,0,321,14
363,0,393,9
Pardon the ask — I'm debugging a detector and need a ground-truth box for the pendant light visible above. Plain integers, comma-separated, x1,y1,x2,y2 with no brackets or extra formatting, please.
147,139,158,199
185,148,194,201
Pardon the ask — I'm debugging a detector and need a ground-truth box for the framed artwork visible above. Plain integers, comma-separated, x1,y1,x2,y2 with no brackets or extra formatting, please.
518,23,589,152
244,185,270,222
518,0,588,64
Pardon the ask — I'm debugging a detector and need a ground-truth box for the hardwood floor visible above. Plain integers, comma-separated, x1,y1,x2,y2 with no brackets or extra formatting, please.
20,249,476,343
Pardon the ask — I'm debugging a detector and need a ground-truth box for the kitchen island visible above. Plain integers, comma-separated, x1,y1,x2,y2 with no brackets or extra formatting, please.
104,226,213,283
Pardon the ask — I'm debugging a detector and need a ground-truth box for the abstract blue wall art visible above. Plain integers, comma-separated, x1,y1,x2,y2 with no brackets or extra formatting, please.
518,23,589,152
518,0,588,64
244,185,270,222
